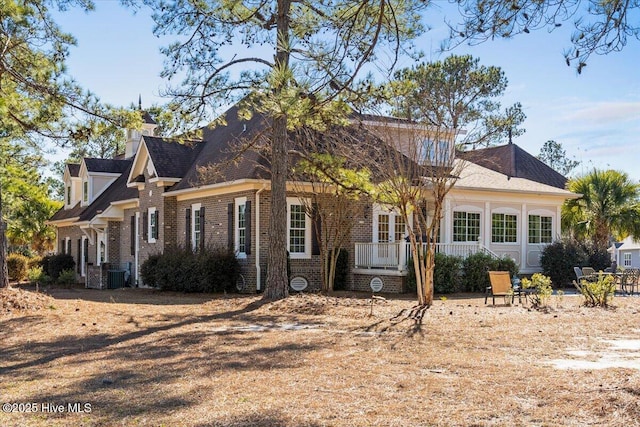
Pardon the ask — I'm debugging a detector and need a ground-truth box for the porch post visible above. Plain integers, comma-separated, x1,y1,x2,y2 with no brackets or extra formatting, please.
398,241,407,271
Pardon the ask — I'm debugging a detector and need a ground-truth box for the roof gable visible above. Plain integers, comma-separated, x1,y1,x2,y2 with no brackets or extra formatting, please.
79,160,137,222
169,105,272,192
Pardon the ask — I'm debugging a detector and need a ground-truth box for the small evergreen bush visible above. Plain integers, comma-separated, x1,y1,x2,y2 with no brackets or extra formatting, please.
433,253,463,294
576,273,616,307
140,253,162,288
56,269,77,286
404,253,463,294
540,238,610,288
7,253,29,281
41,254,75,281
27,266,47,284
521,273,553,309
140,246,240,293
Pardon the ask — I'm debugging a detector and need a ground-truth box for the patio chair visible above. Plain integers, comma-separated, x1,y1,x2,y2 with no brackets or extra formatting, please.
485,271,519,305
620,268,640,295
582,267,596,278
574,267,585,281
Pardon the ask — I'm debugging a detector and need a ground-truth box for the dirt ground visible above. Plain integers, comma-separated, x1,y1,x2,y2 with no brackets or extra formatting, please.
1,284,639,427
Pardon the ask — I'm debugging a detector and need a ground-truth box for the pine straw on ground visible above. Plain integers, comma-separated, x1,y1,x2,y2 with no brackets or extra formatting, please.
0,286,57,313
1,285,639,427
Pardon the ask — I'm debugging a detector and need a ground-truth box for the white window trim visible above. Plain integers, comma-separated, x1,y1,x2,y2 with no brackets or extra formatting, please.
527,209,555,244
191,203,201,251
491,207,519,245
82,179,89,205
148,207,157,243
287,197,311,259
623,252,632,267
452,206,483,243
235,197,247,259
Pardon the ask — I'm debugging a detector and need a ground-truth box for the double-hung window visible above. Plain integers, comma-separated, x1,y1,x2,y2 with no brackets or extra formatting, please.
492,213,517,243
528,214,553,244
287,198,311,258
235,197,247,258
623,253,632,267
148,207,158,243
453,211,480,242
192,204,202,251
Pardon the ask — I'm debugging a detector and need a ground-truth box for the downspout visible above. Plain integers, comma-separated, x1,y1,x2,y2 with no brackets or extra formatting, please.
255,184,267,291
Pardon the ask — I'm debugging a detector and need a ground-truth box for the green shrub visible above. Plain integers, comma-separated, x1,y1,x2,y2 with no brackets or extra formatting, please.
140,246,240,293
27,266,47,283
404,253,463,294
56,269,77,286
433,253,463,294
575,273,616,307
140,253,162,288
585,245,611,272
459,252,518,293
540,238,611,288
333,249,349,291
521,273,553,308
41,254,75,280
7,253,29,281
461,252,492,292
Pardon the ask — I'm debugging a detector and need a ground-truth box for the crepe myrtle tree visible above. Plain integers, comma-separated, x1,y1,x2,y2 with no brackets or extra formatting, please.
289,124,376,292
369,55,524,318
0,0,142,288
131,0,428,300
445,0,640,74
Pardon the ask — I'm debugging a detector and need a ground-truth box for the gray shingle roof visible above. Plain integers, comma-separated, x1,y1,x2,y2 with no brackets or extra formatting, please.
169,105,272,191
49,201,85,222
458,143,568,189
84,158,132,174
144,136,204,179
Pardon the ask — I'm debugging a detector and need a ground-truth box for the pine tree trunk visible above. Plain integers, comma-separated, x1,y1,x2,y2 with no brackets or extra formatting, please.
264,115,290,300
0,183,9,288
263,0,292,300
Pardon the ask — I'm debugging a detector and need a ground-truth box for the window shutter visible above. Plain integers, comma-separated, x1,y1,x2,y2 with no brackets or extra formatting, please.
199,207,205,250
185,209,191,248
245,201,252,255
130,216,135,255
67,239,72,255
77,239,81,273
84,238,89,265
60,240,64,254
142,211,148,241
311,203,321,256
227,203,234,251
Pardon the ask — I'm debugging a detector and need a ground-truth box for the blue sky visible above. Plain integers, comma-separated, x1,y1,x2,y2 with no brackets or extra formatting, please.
54,1,640,182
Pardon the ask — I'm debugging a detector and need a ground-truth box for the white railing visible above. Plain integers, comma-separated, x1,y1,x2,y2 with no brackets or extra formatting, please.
354,241,498,271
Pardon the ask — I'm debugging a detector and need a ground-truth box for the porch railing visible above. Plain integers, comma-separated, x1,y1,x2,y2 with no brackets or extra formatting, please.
354,242,499,271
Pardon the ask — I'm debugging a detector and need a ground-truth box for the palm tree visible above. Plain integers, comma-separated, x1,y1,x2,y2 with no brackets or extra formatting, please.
562,169,640,248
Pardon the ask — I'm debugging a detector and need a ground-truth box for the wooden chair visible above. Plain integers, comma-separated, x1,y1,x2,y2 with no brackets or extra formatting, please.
485,271,518,305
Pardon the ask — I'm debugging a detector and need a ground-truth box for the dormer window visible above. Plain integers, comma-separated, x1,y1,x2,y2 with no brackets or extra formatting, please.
420,138,452,166
82,181,88,203
66,185,71,205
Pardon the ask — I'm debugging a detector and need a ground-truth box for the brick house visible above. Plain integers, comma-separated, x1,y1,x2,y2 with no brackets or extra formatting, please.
49,106,578,292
